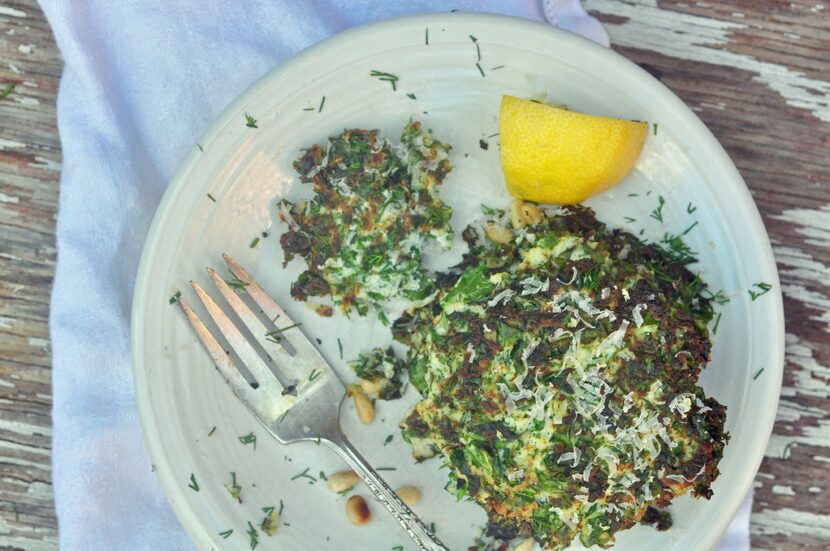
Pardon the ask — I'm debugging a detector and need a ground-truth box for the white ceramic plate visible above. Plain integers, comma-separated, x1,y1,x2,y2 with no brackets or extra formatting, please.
132,13,784,551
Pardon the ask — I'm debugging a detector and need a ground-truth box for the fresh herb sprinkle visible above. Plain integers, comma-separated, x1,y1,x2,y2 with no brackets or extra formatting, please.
384,434,394,446
247,521,259,549
753,367,765,380
245,113,258,128
491,65,505,71
188,473,199,492
208,426,217,436
476,62,485,77
650,195,666,223
406,93,417,100
748,282,772,301
652,122,658,135
265,322,302,343
318,95,326,113
196,143,204,152
376,466,396,471
469,35,481,61
290,467,317,483
219,529,233,539
226,472,242,502
249,237,260,249
207,193,216,202
370,70,400,91
712,312,722,334
1,83,15,98
623,216,637,223
425,28,429,45
687,202,697,214
239,432,257,450
226,275,248,290
309,368,322,381
168,291,181,305
337,338,344,359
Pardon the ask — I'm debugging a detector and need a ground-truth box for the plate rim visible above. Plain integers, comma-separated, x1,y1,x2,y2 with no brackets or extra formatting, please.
131,11,785,550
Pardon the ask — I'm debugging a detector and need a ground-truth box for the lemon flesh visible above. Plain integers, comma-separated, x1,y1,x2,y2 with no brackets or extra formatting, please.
499,95,647,204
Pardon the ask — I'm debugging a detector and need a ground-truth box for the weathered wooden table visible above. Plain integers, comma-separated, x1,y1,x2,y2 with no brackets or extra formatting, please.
0,1,827,549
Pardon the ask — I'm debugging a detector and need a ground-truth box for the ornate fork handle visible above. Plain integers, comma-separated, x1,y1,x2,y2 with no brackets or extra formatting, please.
324,429,449,551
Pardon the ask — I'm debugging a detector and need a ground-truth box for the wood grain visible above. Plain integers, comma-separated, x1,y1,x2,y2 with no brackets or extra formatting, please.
0,0,60,549
1,0,828,550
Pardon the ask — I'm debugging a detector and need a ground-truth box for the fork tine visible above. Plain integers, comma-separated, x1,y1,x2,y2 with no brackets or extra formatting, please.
177,298,256,401
205,267,295,370
190,280,284,390
222,254,323,360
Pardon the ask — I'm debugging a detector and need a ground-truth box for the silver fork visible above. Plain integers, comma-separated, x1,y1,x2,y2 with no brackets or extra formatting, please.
177,254,448,551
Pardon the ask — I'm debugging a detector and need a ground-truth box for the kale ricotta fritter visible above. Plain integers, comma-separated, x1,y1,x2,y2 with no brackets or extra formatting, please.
395,202,728,550
279,122,453,318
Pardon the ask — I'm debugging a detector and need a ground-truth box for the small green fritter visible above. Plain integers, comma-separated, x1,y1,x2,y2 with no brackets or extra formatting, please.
394,204,728,550
279,122,453,318
349,347,406,400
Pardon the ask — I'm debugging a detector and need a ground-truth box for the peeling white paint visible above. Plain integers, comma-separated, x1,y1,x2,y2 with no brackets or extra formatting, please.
8,63,20,74
585,0,830,122
808,486,822,493
32,155,61,172
17,43,34,54
0,6,26,17
751,507,830,539
28,337,49,352
700,101,726,111
14,96,39,106
774,204,830,249
0,138,26,149
0,192,20,204
782,284,830,334
0,316,14,329
0,418,51,437
772,485,796,496
814,456,830,463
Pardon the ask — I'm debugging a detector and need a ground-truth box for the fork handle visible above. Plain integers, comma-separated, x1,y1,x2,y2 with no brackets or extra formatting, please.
325,431,449,551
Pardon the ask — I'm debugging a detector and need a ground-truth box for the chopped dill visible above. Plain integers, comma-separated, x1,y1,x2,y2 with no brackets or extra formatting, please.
196,143,204,152
425,28,429,45
384,434,394,446
1,83,15,98
476,62,485,77
337,338,343,359
247,521,259,549
226,275,248,290
712,312,722,334
265,322,302,343
406,93,417,100
207,193,216,202
748,282,772,301
239,432,257,450
623,216,637,223
753,367,765,380
226,471,242,502
469,34,481,61
652,122,658,135
491,65,505,71
649,194,666,222
208,426,217,436
309,368,322,381
376,466,396,472
249,237,260,249
219,529,233,539
318,95,326,113
687,202,697,214
370,70,400,91
291,467,317,484
168,291,181,305
245,113,258,128
188,473,199,491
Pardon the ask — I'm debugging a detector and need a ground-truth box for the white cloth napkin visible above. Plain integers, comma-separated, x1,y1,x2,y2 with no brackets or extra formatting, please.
40,0,749,549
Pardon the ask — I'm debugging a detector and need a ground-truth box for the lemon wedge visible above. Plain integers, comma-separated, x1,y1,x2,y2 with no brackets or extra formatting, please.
499,95,647,204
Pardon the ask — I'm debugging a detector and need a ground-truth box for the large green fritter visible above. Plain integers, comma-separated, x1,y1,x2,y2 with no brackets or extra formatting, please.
395,204,728,550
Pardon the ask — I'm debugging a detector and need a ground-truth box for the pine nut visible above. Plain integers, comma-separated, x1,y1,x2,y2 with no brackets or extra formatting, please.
360,377,387,396
485,221,513,244
396,486,422,507
520,203,544,226
513,538,535,551
510,199,527,229
327,470,360,493
345,495,371,526
353,391,375,424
